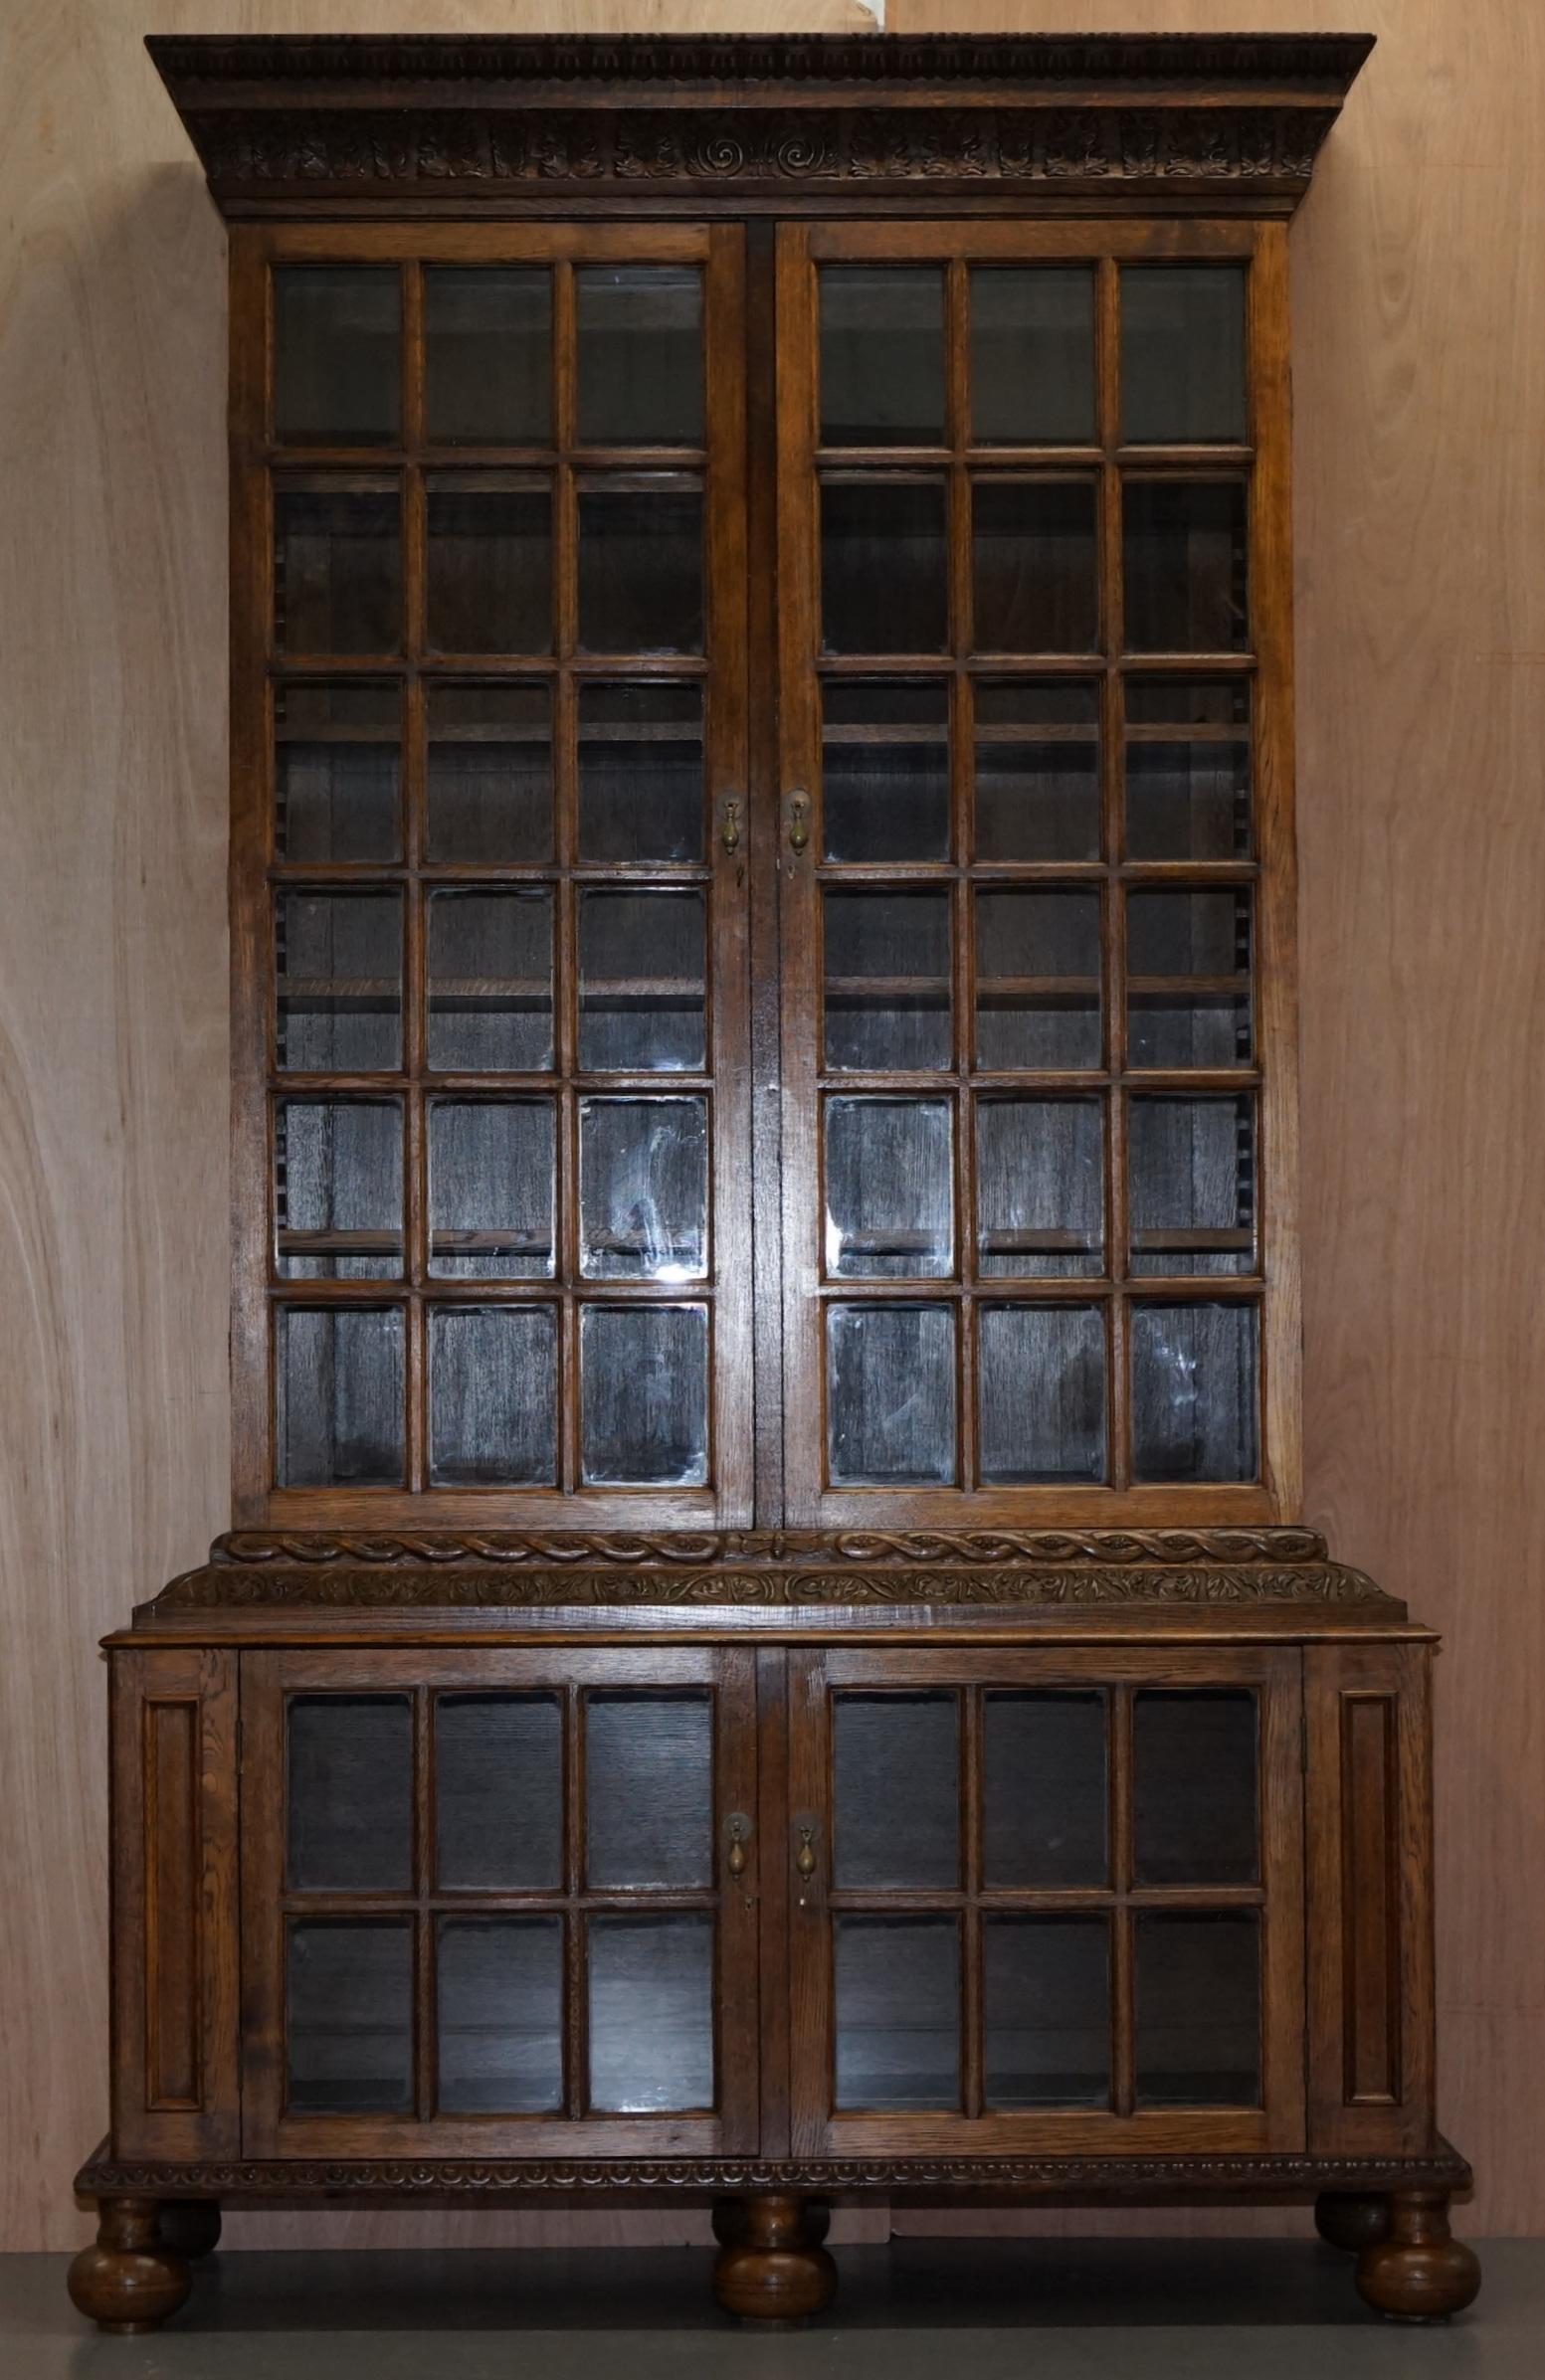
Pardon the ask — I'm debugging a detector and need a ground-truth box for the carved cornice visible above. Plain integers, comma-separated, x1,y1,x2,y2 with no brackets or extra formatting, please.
145,35,1373,215
77,2141,1471,2202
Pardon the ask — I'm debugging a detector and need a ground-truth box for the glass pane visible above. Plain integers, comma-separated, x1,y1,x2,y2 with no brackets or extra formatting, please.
277,1307,404,1488
577,267,702,446
578,890,705,1073
824,889,951,1073
429,1306,558,1487
1134,1690,1258,1886
275,482,400,655
978,1304,1107,1484
277,889,402,1072
983,1692,1107,1888
1129,1096,1255,1276
287,1921,413,2114
970,268,1095,446
973,480,1097,653
822,681,950,863
976,888,1101,1070
835,1917,959,2110
424,267,551,446
976,1097,1103,1279
985,1918,1111,2109
276,681,400,861
1121,267,1247,446
1127,887,1252,1068
833,1693,959,1890
427,474,551,654
1135,1912,1261,2106
429,1100,554,1279
974,680,1099,862
578,683,703,863
1124,480,1248,652
822,477,947,654
275,268,400,447
428,890,553,1072
1130,1301,1260,1482
825,1097,953,1280
437,1918,562,2114
287,1696,412,1891
579,1303,708,1487
436,1695,562,1889
586,1692,712,1888
820,268,945,447
588,1915,713,2111
827,1302,956,1487
1125,679,1252,859
578,481,702,654
276,1098,402,1281
579,1096,707,1281
426,682,552,863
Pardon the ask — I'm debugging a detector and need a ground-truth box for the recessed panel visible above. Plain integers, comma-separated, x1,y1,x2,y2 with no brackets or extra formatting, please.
1123,479,1248,652
427,474,552,654
428,889,553,1073
1129,1095,1255,1276
585,1692,712,1889
973,480,1097,653
1134,1912,1261,2107
429,1305,558,1487
1120,267,1247,447
1130,1301,1260,1483
426,682,552,863
276,1098,402,1281
276,1307,404,1488
287,1921,413,2115
287,1695,412,1892
578,481,703,654
1133,1690,1259,1886
974,679,1099,862
429,1099,554,1279
833,1693,959,1890
437,1918,563,2114
579,1096,707,1280
588,1915,714,2112
975,889,1101,1070
579,1303,708,1487
970,268,1095,446
578,683,703,863
1125,679,1251,860
436,1695,562,1890
826,1302,957,1487
276,681,401,861
983,1692,1108,1889
978,1304,1107,1484
984,1917,1111,2108
275,483,400,655
825,1096,953,1279
275,268,400,448
576,267,702,447
578,890,705,1073
822,681,951,863
824,889,951,1073
835,1917,960,2110
822,477,947,655
820,268,945,447
424,268,551,446
976,1096,1103,1278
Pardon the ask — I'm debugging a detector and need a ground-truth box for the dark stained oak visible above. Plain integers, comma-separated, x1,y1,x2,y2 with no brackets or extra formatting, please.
1354,2191,1482,2322
67,2199,192,2335
711,2192,838,2321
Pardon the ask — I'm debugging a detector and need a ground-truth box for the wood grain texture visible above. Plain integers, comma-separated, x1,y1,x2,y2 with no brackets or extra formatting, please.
3,0,1539,2256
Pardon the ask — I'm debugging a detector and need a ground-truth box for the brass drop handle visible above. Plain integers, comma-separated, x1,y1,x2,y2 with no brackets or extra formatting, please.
787,792,810,853
720,798,741,855
795,1822,818,1881
725,1812,751,1879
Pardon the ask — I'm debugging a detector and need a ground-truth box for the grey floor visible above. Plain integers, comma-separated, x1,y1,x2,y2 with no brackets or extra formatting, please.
3,2238,1537,2380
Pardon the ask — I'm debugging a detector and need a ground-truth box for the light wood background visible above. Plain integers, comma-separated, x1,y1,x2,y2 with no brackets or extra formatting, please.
1,1,1539,2257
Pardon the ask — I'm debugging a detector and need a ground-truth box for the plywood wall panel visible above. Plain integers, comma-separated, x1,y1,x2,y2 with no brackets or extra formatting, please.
2,0,1540,2253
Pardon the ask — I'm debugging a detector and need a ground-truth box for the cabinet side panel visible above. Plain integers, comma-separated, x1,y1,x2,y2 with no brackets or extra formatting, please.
110,1647,239,2157
1305,1643,1435,2152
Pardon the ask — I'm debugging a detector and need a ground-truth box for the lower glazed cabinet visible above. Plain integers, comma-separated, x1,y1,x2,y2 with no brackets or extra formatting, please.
71,1596,1479,2332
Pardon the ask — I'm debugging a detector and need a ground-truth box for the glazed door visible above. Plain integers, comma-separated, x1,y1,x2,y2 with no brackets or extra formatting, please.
788,1646,1304,2155
241,1647,758,2156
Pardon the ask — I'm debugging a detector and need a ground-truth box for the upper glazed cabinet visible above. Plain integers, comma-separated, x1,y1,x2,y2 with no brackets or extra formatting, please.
183,34,1345,1536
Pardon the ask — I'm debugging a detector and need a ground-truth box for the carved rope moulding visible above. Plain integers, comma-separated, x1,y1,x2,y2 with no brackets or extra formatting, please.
212,1526,1331,1565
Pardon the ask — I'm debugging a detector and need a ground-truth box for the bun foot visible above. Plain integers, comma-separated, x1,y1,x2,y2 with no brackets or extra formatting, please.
1314,2191,1391,2252
159,2199,222,2260
67,2197,192,2334
712,2191,837,2322
1355,2190,1481,2321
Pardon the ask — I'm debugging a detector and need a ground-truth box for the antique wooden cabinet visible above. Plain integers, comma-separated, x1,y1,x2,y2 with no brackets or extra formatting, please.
70,32,1479,2335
